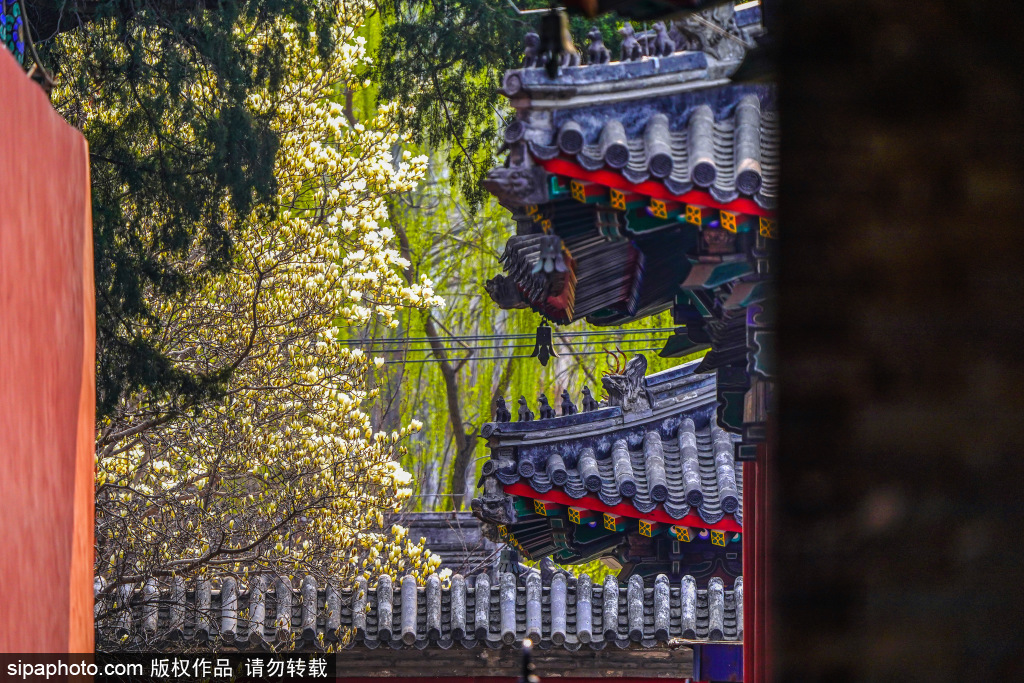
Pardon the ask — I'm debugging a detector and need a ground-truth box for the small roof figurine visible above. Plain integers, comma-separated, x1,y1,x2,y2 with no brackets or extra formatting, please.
560,389,577,415
495,396,512,423
538,393,556,419
517,396,535,422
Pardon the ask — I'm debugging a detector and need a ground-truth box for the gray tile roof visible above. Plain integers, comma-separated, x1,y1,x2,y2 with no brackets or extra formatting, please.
522,93,778,209
503,52,720,101
502,421,743,526
481,359,743,526
98,572,742,650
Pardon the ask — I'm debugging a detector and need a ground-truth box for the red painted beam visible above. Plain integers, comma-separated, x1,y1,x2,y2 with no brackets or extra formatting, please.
504,482,742,533
539,157,776,218
744,436,774,683
743,459,756,683
761,435,774,683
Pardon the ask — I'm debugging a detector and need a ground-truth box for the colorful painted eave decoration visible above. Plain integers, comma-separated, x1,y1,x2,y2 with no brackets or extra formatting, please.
583,178,772,240
541,156,776,219
504,481,742,533
533,498,562,516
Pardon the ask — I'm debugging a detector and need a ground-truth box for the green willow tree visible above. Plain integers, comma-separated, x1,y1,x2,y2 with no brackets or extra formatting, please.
370,3,678,512
370,160,695,512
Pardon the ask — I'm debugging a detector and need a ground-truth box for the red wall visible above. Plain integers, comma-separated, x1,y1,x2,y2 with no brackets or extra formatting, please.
0,49,95,652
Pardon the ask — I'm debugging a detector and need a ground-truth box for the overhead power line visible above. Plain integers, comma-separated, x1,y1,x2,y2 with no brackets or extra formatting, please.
382,344,663,366
345,327,678,346
371,337,670,354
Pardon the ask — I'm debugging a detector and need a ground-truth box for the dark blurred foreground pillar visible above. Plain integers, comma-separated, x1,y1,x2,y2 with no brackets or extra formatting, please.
0,49,95,652
776,1,1024,681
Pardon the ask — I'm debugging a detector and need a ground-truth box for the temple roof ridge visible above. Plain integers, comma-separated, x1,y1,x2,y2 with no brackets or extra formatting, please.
474,355,744,545
504,6,762,110
485,354,715,439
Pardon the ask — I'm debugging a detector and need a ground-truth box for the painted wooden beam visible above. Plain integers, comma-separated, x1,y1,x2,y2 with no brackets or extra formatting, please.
648,198,683,220
567,506,599,525
533,499,563,517
639,519,664,537
684,204,718,227
720,210,753,233
670,525,693,542
570,179,608,204
603,512,628,532
549,175,571,199
512,497,535,518
540,156,775,218
504,481,743,533
609,188,648,211
759,215,778,238
624,208,678,234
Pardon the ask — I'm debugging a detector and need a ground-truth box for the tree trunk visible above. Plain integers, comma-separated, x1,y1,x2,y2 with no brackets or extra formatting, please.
393,220,517,510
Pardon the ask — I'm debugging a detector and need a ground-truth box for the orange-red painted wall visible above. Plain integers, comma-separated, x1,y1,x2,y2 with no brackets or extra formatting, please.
0,49,95,652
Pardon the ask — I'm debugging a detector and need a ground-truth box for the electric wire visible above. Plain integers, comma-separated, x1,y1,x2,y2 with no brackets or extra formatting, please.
370,337,670,354
343,327,679,345
383,346,668,365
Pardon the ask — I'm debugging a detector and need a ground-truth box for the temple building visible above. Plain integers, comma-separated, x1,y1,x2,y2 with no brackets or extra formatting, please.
474,3,775,680
473,356,743,584
483,2,775,450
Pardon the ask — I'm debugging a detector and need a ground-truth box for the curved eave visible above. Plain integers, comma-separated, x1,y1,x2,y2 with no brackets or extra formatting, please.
504,481,742,532
539,156,777,215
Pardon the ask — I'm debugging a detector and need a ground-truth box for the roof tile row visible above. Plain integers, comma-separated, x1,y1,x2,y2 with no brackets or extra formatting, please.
522,94,778,209
494,419,743,526
99,572,742,650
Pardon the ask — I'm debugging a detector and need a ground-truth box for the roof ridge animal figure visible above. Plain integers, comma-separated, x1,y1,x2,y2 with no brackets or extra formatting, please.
581,386,600,412
517,396,535,422
587,26,610,64
619,22,643,62
668,21,692,51
494,396,512,423
673,6,749,62
601,354,656,413
522,32,541,68
560,389,577,415
538,393,556,419
651,21,676,57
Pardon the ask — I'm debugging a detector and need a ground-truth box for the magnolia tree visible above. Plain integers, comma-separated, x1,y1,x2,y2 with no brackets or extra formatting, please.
60,1,447,645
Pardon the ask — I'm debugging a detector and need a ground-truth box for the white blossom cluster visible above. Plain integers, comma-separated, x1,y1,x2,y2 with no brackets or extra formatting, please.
71,0,451,607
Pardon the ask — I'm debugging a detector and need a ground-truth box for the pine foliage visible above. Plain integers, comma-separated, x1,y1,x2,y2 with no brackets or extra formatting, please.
373,0,621,208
